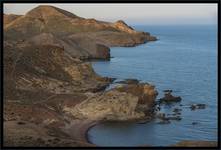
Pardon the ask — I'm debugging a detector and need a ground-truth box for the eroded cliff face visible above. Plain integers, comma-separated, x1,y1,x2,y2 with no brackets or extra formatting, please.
63,91,143,121
62,83,158,121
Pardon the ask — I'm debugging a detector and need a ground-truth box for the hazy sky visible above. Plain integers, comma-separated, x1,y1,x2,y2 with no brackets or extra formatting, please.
3,3,217,25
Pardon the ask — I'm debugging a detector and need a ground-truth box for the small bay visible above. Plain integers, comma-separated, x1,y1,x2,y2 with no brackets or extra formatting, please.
89,25,218,146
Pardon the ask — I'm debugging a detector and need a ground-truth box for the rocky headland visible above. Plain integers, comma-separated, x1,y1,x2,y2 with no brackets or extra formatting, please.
4,5,156,60
3,5,158,147
3,5,217,147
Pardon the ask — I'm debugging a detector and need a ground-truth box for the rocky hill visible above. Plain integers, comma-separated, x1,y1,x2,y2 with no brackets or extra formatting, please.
4,5,156,60
3,5,158,147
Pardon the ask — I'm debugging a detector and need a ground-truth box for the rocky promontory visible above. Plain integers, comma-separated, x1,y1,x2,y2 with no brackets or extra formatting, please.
3,5,158,147
63,83,158,121
4,38,158,147
4,5,156,60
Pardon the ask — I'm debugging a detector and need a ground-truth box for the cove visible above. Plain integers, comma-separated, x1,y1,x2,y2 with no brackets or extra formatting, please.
88,25,218,146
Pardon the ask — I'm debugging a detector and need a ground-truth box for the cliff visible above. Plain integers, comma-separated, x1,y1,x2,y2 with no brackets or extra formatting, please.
63,84,157,121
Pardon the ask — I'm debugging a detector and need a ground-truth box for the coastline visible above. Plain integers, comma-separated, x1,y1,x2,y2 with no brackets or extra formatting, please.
84,121,99,145
81,53,218,147
77,119,218,147
63,119,99,146
3,5,218,148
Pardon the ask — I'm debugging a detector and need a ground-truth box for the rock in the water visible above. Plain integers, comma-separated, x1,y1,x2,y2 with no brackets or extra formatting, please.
173,108,182,113
157,120,171,124
156,112,182,122
156,113,166,120
116,79,140,84
159,92,181,103
196,104,206,109
190,104,206,110
190,105,196,110
172,112,181,116
163,89,173,93
167,116,182,121
192,122,198,125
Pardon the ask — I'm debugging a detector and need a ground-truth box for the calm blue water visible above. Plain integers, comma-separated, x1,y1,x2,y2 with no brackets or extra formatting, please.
89,25,218,146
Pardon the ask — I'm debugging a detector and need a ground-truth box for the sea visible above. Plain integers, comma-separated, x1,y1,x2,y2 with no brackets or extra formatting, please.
88,25,218,146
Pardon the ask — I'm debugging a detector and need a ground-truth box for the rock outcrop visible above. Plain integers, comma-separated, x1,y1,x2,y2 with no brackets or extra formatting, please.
63,83,158,121
113,20,136,34
63,91,143,121
159,91,181,103
115,83,158,110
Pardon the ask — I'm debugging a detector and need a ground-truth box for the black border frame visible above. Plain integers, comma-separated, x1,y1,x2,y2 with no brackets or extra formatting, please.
0,0,220,149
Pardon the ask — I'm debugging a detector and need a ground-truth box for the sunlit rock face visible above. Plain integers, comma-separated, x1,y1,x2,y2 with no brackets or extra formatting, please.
63,83,158,121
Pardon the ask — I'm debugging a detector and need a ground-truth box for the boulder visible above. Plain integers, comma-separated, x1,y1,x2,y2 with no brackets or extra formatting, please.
173,108,182,113
157,120,171,124
192,122,198,125
116,78,140,84
190,104,206,110
159,92,181,103
163,89,173,93
166,116,182,121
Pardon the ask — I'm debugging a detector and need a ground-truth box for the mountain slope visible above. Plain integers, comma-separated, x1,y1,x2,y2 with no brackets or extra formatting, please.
4,14,22,26
4,5,118,39
4,5,156,60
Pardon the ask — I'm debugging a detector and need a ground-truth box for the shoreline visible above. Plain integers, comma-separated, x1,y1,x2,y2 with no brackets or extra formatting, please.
64,119,99,146
84,121,99,145
81,45,218,147
81,119,218,147
87,49,218,147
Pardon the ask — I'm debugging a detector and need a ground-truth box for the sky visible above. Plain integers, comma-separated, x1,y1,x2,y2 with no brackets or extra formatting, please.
3,3,218,25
